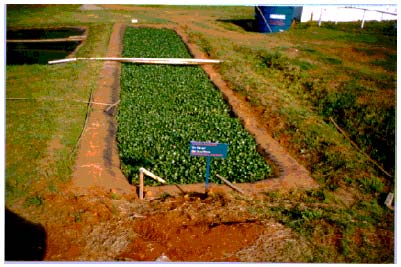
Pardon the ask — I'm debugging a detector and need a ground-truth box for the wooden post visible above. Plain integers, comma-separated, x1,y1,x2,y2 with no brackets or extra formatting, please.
216,174,246,195
139,169,144,200
138,167,166,200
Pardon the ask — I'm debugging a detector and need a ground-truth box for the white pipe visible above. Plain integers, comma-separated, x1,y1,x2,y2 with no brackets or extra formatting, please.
48,57,222,65
48,58,77,64
361,10,366,29
139,167,166,184
318,8,323,27
138,167,166,200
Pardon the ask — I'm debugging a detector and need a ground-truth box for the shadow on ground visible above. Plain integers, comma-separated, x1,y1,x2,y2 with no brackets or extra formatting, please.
217,19,259,32
5,208,47,261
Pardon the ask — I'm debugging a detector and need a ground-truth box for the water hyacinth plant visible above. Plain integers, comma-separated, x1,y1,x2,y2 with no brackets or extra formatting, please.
118,27,271,185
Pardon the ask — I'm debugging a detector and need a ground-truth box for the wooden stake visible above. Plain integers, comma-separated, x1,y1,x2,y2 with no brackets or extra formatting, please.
139,170,144,200
216,174,246,195
329,117,392,178
105,100,120,112
138,168,166,200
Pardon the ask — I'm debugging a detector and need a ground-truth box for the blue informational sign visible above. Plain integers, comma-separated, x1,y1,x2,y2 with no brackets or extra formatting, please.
189,141,229,192
189,141,228,158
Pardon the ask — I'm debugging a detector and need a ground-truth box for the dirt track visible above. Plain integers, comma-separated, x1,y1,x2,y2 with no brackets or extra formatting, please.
69,23,133,196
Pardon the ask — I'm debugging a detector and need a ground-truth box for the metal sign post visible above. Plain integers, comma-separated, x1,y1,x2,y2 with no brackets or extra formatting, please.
205,156,212,191
189,141,228,193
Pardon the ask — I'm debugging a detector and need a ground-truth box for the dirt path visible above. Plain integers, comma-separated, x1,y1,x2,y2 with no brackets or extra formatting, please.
69,23,134,196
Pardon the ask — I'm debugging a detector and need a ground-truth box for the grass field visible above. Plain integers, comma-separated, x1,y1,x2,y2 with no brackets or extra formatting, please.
6,14,112,203
5,4,395,262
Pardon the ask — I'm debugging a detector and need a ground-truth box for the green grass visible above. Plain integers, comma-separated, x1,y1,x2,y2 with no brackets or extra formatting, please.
5,23,111,204
6,63,90,202
6,4,170,27
191,19,396,178
187,17,394,262
249,188,394,262
6,95,54,199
